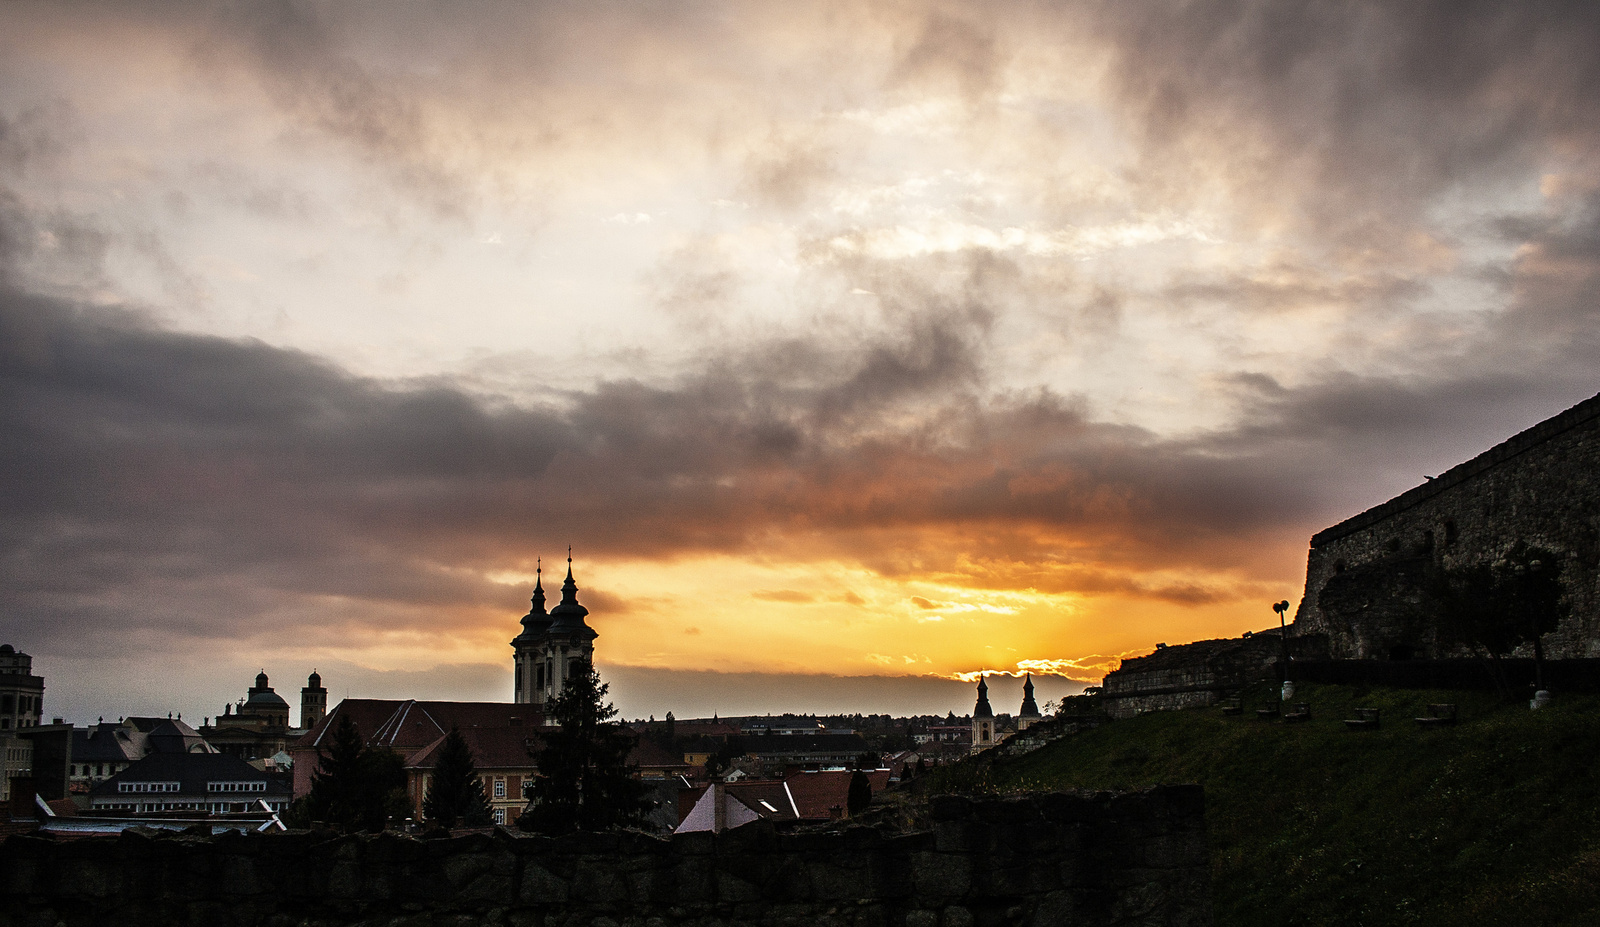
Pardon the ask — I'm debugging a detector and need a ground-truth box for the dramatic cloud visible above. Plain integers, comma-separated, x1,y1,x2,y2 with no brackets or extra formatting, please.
1,2,1597,720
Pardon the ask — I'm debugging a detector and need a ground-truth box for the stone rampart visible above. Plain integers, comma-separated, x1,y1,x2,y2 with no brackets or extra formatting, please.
0,788,1210,927
1294,390,1600,660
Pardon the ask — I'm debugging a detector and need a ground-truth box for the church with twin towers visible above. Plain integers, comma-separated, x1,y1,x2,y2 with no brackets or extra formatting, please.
510,557,598,706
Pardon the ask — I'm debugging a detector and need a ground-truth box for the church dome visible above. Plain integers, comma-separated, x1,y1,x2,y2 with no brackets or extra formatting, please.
245,689,290,710
246,671,289,710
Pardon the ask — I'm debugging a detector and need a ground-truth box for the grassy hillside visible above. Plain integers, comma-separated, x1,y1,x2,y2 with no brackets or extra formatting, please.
929,683,1600,927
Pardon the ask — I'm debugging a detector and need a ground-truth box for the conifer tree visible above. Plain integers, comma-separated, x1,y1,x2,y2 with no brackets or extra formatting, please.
422,726,492,828
847,768,872,816
294,714,408,831
521,662,649,834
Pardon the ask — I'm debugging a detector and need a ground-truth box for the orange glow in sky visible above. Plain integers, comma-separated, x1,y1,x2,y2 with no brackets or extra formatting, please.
3,3,1598,720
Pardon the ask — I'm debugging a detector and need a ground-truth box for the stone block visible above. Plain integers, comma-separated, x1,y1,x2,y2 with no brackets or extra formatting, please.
520,860,571,904
928,796,972,822
909,852,970,899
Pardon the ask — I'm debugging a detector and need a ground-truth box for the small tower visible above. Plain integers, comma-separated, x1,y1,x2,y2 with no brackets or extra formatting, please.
300,670,327,730
1016,673,1041,731
971,674,995,753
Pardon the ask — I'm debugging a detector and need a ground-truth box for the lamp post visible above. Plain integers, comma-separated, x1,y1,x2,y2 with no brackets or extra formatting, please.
1273,600,1292,703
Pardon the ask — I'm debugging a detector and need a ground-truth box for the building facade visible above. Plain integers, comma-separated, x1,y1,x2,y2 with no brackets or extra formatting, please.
200,671,297,763
0,645,44,731
89,752,292,815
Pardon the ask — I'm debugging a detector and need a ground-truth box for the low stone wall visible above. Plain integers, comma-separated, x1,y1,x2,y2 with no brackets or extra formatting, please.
0,788,1210,927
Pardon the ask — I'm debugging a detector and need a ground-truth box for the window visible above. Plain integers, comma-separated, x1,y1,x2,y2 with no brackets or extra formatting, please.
493,808,506,825
494,779,506,798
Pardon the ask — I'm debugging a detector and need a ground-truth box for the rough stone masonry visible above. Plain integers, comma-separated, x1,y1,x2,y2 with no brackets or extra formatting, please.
0,787,1210,927
1294,389,1600,661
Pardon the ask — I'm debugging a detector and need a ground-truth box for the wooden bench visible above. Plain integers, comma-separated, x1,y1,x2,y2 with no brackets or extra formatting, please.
1415,704,1457,728
1220,696,1243,716
1283,703,1312,723
1255,705,1280,719
1344,707,1380,731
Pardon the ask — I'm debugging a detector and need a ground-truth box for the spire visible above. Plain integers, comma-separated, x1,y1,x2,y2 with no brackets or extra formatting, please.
1019,672,1040,717
547,548,595,639
974,673,994,718
531,558,546,613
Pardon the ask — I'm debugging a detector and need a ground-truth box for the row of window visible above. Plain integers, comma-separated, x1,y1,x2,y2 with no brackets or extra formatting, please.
207,781,267,792
71,763,121,778
97,800,287,814
119,781,181,793
0,693,40,713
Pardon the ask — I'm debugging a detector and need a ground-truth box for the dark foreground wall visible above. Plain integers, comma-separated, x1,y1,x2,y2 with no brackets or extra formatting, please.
0,788,1210,927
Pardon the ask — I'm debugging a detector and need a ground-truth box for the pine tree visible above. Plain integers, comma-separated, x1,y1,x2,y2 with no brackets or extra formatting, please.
847,768,872,817
294,714,408,831
521,662,650,834
422,727,492,828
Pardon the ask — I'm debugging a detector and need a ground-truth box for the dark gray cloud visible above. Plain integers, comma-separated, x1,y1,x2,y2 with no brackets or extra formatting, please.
1083,1,1600,229
6,264,1593,662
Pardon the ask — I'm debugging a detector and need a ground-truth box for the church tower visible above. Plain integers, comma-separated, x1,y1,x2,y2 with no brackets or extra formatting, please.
511,560,551,705
971,674,995,753
1016,673,1041,732
300,670,327,730
511,554,599,706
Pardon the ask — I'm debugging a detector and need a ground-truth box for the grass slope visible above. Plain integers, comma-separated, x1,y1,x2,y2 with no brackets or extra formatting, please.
936,683,1600,927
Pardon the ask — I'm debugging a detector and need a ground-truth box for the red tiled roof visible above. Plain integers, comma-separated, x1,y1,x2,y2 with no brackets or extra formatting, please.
404,726,545,770
782,769,891,820
628,738,690,771
294,699,543,753
726,781,798,821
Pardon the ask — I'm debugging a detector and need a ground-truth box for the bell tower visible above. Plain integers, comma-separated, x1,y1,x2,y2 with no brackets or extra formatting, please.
971,674,995,753
300,670,327,730
511,553,599,706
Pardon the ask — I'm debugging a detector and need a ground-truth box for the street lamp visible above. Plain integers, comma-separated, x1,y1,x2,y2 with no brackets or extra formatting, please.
1273,600,1292,703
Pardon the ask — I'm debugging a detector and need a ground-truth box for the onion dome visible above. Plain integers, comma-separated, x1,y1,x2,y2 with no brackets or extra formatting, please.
547,554,598,641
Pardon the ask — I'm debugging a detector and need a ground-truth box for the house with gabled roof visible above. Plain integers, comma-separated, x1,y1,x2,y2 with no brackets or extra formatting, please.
674,780,800,833
290,697,545,825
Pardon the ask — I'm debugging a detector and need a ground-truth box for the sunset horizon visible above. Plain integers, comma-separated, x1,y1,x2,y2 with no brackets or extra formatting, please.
4,2,1598,726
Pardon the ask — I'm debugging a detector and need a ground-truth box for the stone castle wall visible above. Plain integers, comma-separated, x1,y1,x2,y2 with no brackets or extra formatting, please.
1294,390,1600,660
0,788,1211,927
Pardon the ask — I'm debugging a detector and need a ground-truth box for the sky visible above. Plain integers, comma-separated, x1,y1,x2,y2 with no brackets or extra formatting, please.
3,1,1599,724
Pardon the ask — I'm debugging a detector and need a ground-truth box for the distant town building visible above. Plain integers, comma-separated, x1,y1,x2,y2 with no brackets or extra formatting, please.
970,676,995,754
511,558,599,706
201,671,301,763
0,643,45,804
1016,673,1042,732
741,732,869,769
300,671,328,730
0,644,45,731
89,752,292,815
291,698,542,825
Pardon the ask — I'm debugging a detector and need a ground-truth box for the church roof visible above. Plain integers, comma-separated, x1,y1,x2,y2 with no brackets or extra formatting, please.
294,699,543,754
